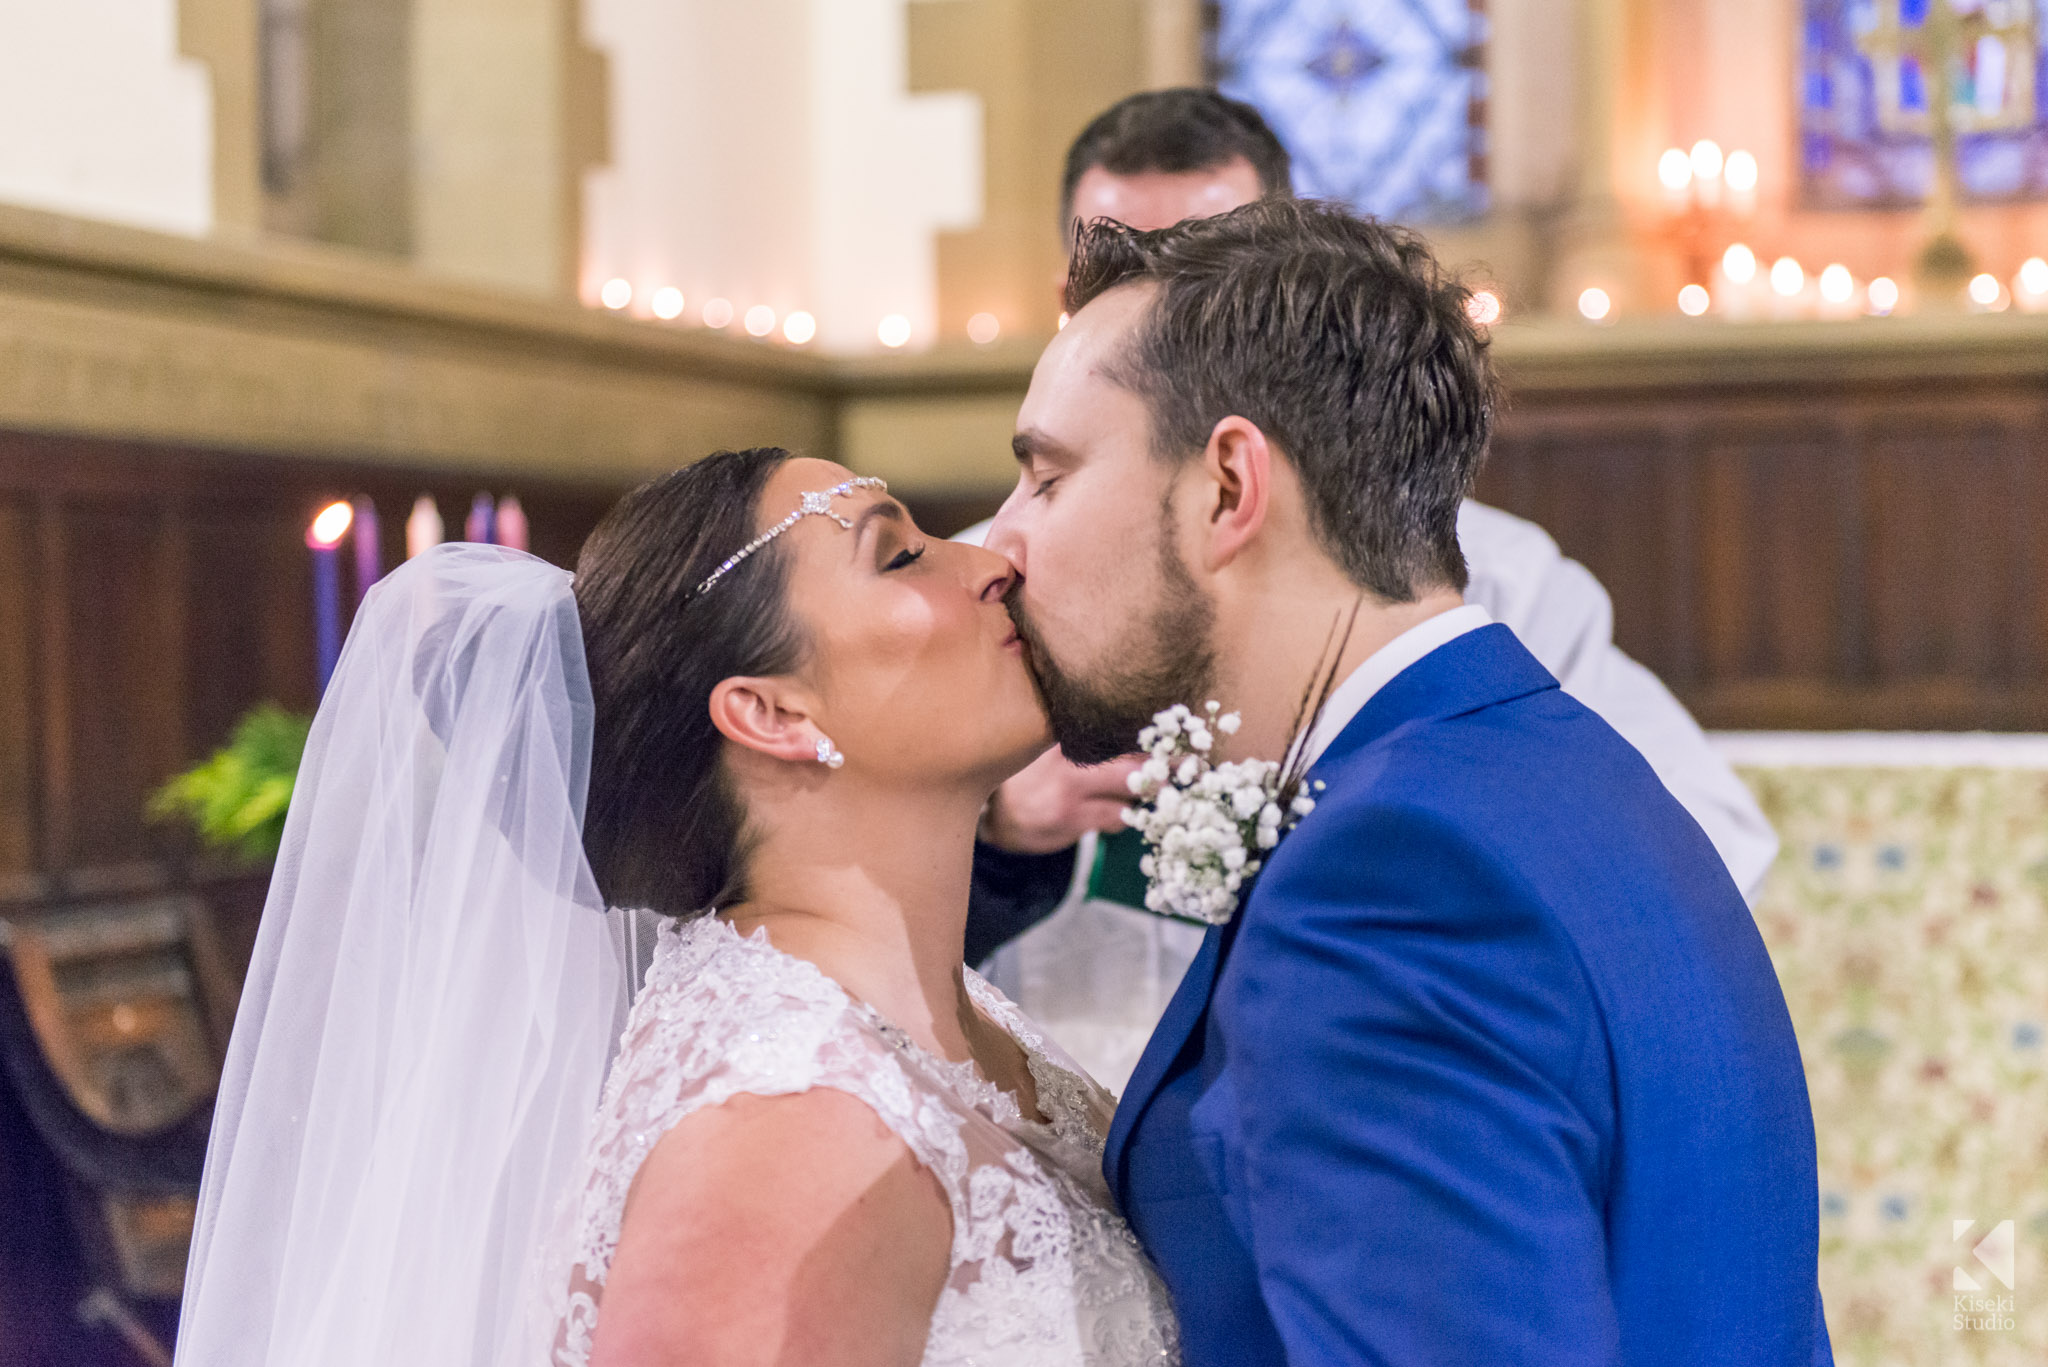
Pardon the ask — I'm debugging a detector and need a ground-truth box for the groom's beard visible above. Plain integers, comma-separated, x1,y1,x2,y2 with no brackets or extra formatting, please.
1005,529,1216,767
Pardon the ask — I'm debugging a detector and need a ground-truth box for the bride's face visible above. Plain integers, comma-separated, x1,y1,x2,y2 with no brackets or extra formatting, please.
760,458,1050,788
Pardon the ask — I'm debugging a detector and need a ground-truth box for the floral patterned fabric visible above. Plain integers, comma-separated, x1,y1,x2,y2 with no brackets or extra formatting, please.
540,914,1180,1367
1737,754,2048,1365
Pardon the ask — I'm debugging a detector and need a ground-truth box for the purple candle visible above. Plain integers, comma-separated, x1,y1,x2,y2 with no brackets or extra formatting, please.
465,493,496,545
308,501,355,693
351,495,381,601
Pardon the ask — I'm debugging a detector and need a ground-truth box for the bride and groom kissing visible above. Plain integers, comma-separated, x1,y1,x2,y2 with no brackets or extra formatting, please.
178,200,1830,1366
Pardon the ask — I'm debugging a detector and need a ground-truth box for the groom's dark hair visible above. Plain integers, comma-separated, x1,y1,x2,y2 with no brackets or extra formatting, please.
575,447,807,917
1064,199,1495,601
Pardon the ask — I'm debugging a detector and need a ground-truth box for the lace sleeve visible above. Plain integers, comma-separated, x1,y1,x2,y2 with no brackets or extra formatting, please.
535,918,965,1364
536,917,1178,1367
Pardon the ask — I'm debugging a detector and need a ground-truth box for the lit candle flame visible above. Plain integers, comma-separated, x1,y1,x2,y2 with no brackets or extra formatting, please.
308,501,354,549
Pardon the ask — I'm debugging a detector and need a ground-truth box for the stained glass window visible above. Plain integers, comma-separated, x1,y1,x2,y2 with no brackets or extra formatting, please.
1802,0,2048,206
1209,0,1489,224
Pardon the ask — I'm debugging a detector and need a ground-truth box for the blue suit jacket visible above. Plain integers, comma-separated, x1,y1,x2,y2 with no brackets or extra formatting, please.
1104,625,1830,1366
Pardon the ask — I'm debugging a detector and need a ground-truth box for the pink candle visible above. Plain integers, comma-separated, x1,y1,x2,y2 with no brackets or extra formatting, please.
496,495,529,551
406,495,443,558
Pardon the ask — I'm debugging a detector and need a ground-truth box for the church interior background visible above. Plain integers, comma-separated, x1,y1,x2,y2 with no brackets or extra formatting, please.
0,0,2045,1362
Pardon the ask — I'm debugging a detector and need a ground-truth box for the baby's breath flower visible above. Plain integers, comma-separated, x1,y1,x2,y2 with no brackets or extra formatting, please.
1121,702,1316,925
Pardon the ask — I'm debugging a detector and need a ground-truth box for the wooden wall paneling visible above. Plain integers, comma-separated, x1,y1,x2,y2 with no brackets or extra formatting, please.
156,496,191,801
1658,418,1703,690
62,497,181,890
1568,428,1685,683
35,494,69,883
2019,397,2048,684
0,495,35,893
1483,412,1703,689
183,494,314,757
1862,417,2013,687
1691,425,1854,724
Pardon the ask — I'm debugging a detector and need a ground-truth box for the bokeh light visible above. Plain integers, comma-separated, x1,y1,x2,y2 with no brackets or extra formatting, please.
1723,150,1758,193
1658,148,1693,191
308,501,354,548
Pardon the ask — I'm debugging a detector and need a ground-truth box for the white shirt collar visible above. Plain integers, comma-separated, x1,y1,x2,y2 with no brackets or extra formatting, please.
1293,604,1494,771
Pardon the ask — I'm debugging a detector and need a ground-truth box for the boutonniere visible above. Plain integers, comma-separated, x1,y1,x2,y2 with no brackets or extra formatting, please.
1122,702,1323,926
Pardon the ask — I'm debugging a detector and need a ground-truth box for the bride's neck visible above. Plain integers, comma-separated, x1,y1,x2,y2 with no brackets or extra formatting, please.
722,779,986,1062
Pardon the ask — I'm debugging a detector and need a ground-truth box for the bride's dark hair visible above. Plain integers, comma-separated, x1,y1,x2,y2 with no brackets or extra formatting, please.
574,447,806,917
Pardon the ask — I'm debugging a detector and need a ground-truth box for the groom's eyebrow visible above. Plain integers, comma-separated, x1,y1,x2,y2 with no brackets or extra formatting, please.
1011,429,1072,467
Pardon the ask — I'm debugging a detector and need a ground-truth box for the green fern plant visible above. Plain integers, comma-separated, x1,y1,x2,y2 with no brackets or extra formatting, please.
149,704,312,865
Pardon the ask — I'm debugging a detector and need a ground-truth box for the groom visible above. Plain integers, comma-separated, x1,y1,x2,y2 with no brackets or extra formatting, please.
984,200,1830,1364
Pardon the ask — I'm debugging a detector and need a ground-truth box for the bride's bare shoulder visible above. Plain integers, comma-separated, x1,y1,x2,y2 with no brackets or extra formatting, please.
591,1088,951,1367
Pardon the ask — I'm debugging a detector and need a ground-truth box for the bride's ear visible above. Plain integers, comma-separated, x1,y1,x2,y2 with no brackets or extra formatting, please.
708,677,822,764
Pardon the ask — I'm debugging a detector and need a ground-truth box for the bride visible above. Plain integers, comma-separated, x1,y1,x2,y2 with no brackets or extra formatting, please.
174,449,1180,1366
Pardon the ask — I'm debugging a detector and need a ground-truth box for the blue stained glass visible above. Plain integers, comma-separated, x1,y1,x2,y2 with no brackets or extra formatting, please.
1210,0,1489,224
1801,0,2048,207
1901,55,1927,109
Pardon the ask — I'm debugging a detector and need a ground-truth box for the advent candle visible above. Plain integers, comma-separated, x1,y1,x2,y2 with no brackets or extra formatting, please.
307,501,355,694
466,493,496,545
496,495,529,551
406,495,444,559
351,495,381,601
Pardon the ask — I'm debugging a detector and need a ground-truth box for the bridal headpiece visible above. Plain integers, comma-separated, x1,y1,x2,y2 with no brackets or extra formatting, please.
694,475,889,597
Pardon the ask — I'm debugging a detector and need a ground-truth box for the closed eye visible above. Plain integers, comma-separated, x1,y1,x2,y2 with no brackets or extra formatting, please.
886,545,927,571
1031,475,1059,499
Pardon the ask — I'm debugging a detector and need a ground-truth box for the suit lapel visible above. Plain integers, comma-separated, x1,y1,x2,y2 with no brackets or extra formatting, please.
1102,625,1560,1201
1313,623,1557,770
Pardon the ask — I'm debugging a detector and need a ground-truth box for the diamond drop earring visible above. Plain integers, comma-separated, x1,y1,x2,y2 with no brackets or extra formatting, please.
814,737,845,770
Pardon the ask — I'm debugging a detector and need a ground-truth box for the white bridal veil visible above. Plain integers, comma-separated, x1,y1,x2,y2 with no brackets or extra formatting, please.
177,544,651,1366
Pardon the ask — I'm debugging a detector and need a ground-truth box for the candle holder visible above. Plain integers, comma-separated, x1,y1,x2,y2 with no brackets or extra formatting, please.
1653,140,1759,313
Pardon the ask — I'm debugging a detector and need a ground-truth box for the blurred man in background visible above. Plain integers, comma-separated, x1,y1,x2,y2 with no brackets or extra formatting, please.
965,89,1776,1087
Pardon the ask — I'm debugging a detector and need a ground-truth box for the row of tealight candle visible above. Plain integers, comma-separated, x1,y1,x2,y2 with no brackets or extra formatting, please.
1685,249,2048,320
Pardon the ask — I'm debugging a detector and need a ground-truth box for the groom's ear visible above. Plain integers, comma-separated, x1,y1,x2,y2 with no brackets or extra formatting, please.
1198,415,1272,571
707,677,822,765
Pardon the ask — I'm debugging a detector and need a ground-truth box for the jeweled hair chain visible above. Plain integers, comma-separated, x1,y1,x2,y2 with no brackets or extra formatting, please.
693,476,888,598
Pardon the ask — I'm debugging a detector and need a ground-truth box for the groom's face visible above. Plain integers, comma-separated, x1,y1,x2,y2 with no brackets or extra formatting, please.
987,285,1216,765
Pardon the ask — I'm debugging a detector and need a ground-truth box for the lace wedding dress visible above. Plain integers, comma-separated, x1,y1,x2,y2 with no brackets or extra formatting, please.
545,914,1182,1367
